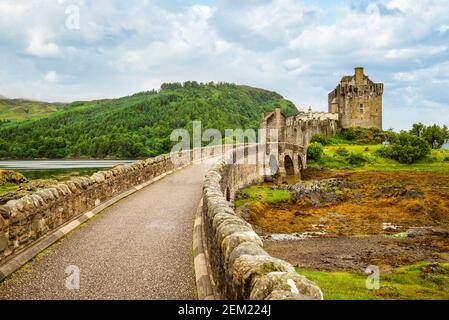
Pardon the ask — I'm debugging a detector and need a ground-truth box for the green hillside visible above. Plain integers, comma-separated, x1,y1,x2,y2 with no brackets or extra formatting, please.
0,82,298,159
0,98,65,122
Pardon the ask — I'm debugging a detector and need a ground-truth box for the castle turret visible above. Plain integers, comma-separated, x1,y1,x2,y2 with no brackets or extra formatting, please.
328,67,383,129
355,67,364,86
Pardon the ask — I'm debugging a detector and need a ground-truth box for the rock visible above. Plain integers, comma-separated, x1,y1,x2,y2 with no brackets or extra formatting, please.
378,185,407,197
432,252,449,261
251,272,323,300
405,189,424,199
30,194,45,207
231,255,294,299
10,211,26,224
213,214,251,231
48,188,60,199
79,177,91,188
36,189,55,203
264,176,275,183
0,231,8,252
21,195,37,211
431,227,449,238
265,290,312,300
407,227,448,238
65,181,79,194
0,205,12,218
407,228,430,238
216,223,253,245
98,171,112,179
0,170,27,184
227,241,267,271
91,173,105,183
337,254,353,260
56,184,71,196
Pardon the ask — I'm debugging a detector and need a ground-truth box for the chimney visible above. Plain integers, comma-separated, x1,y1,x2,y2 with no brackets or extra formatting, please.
275,106,281,117
355,67,364,86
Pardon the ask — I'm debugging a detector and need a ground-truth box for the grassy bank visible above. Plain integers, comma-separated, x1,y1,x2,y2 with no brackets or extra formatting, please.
297,262,449,300
235,185,291,207
308,144,449,174
0,182,20,195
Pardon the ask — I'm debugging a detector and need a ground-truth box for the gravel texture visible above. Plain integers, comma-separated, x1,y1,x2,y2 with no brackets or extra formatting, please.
0,163,211,300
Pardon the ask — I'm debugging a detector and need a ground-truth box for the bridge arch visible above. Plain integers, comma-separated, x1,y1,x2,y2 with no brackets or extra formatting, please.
284,155,294,176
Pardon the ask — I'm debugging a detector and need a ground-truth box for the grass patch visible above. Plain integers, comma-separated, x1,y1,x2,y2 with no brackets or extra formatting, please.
235,186,291,207
297,262,449,300
308,144,449,174
36,246,54,258
0,99,65,122
0,182,20,195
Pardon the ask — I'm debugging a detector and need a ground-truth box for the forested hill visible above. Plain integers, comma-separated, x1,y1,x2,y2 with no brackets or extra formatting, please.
0,98,65,122
0,82,298,159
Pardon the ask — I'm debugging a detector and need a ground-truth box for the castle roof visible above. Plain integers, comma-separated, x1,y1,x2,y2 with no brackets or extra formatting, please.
340,74,370,84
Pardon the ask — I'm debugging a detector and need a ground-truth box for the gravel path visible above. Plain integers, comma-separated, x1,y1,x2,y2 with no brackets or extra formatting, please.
0,163,212,300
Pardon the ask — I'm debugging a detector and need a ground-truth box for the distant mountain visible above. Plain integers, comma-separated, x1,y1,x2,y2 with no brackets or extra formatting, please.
0,98,66,122
0,82,298,159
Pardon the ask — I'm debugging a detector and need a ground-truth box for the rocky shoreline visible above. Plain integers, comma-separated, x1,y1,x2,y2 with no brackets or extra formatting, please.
236,169,449,273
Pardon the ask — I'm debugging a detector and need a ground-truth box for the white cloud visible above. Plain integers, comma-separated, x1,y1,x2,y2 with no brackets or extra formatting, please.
0,2,26,16
393,72,417,82
44,71,58,82
26,30,60,57
438,25,449,33
0,0,448,130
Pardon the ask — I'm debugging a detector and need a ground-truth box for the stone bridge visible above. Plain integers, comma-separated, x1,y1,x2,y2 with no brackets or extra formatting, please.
261,107,339,179
0,111,337,300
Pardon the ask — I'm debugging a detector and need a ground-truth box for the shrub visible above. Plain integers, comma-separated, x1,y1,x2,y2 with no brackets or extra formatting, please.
335,147,349,157
376,132,430,164
338,129,357,141
307,142,324,162
348,153,367,166
444,156,449,162
335,127,395,145
310,134,329,146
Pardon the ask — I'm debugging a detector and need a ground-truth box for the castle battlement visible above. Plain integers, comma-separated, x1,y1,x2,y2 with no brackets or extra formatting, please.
288,111,339,124
328,67,383,129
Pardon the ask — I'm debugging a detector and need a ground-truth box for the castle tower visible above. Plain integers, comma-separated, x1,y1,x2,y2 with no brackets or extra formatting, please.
328,67,383,129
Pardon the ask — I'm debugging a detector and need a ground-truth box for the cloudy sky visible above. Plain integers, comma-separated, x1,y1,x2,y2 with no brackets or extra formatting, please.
0,0,448,130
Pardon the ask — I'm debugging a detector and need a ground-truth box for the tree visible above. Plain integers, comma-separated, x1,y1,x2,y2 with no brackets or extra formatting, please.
377,132,430,164
0,82,298,159
410,123,425,137
422,124,449,149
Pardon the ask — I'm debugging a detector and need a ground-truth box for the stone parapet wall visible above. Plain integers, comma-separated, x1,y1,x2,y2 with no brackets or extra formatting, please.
202,149,323,300
289,112,339,122
0,154,173,263
0,146,225,266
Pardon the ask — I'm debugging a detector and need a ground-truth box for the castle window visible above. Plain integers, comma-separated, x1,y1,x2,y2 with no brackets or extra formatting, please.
359,104,364,113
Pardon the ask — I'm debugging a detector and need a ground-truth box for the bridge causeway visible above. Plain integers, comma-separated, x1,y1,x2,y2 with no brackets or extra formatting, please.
0,163,212,300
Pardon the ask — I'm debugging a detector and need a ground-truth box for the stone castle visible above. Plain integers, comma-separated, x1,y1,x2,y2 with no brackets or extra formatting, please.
260,67,383,177
328,67,383,129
